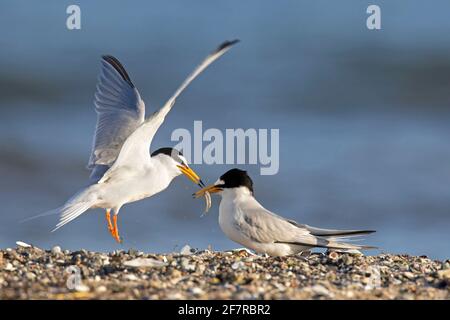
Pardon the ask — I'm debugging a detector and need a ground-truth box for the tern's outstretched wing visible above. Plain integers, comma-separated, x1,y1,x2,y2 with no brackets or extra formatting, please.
100,40,239,180
88,55,145,181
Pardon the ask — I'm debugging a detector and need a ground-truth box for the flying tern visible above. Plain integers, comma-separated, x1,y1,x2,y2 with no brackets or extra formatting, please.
194,168,376,256
41,40,238,242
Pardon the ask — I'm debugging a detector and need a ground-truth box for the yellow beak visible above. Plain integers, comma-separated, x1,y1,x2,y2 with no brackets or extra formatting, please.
193,184,223,198
177,165,204,187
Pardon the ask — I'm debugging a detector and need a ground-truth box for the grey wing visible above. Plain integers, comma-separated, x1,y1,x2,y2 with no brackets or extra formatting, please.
105,40,239,173
237,203,375,250
88,55,145,181
234,204,311,244
285,219,376,238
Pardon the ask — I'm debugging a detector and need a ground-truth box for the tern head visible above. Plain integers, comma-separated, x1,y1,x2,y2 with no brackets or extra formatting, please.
151,147,205,187
194,168,254,198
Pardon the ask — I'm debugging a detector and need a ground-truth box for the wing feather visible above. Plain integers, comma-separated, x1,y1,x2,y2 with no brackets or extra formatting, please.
88,55,145,181
102,40,239,177
235,198,376,250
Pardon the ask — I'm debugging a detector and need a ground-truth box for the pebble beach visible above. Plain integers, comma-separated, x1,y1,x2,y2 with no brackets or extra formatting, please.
0,243,449,300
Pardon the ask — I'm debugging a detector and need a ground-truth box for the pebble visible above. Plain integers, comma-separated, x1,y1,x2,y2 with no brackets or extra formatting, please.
310,285,331,296
404,272,416,280
74,284,90,293
96,286,107,293
25,272,36,280
180,258,196,271
437,269,450,280
51,246,62,255
328,251,339,261
231,261,245,270
0,247,448,300
16,241,31,248
123,258,167,268
180,245,195,255
4,263,15,271
190,287,204,295
343,255,354,265
124,274,139,281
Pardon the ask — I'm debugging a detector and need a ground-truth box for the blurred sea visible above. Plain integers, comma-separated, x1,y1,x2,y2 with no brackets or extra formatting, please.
0,1,449,259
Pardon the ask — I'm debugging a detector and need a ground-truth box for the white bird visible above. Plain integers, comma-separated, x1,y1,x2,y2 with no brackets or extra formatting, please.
194,169,376,256
40,40,239,243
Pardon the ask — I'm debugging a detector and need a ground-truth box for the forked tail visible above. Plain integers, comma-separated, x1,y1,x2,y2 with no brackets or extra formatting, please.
51,200,95,232
21,186,97,231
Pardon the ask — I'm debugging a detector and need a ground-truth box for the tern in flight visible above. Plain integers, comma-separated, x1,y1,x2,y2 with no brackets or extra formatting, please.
195,169,376,256
42,40,238,242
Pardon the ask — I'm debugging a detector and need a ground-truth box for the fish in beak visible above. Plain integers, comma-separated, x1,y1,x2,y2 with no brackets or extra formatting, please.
193,183,223,199
177,165,205,187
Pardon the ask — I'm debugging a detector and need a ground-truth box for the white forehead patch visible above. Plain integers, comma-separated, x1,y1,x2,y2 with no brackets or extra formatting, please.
215,179,225,185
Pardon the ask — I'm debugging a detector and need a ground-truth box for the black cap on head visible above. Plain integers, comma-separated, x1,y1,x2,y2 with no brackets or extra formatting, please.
151,147,185,164
219,168,254,193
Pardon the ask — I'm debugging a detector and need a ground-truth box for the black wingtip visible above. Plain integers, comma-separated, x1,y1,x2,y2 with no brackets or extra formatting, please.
334,230,377,236
215,39,240,53
362,230,377,234
101,55,134,88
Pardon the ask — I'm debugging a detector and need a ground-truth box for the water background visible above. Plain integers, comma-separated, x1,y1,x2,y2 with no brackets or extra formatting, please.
0,1,449,259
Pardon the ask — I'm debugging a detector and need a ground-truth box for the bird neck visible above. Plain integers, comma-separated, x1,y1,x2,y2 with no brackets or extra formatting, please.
150,155,181,180
221,186,254,203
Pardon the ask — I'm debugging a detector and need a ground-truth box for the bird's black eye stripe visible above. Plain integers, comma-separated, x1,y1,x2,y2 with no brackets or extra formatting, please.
151,147,184,164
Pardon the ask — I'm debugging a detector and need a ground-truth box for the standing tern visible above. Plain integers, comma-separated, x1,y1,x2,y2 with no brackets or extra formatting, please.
194,169,376,256
42,40,239,243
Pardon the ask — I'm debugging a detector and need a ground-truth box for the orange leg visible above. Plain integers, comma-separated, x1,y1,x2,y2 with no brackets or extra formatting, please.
105,209,114,235
112,214,122,243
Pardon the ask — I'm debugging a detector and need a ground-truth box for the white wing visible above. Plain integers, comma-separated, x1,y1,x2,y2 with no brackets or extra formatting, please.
100,40,239,180
88,55,145,181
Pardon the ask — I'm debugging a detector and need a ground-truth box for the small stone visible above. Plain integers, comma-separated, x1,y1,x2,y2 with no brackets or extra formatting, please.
328,251,339,261
16,241,31,248
180,245,195,255
437,269,450,280
25,272,36,280
128,248,138,256
4,263,15,271
180,258,196,271
124,274,139,281
190,287,204,295
403,272,415,280
310,285,330,296
123,258,167,268
343,255,354,265
51,246,62,255
74,284,90,292
231,261,245,270
96,286,107,293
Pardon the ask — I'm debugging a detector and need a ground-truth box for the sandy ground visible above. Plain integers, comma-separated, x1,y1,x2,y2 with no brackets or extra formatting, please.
0,244,449,299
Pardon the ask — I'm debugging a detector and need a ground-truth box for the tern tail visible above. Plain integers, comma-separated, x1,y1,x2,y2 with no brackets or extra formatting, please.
22,185,98,231
19,208,61,223
51,201,95,232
